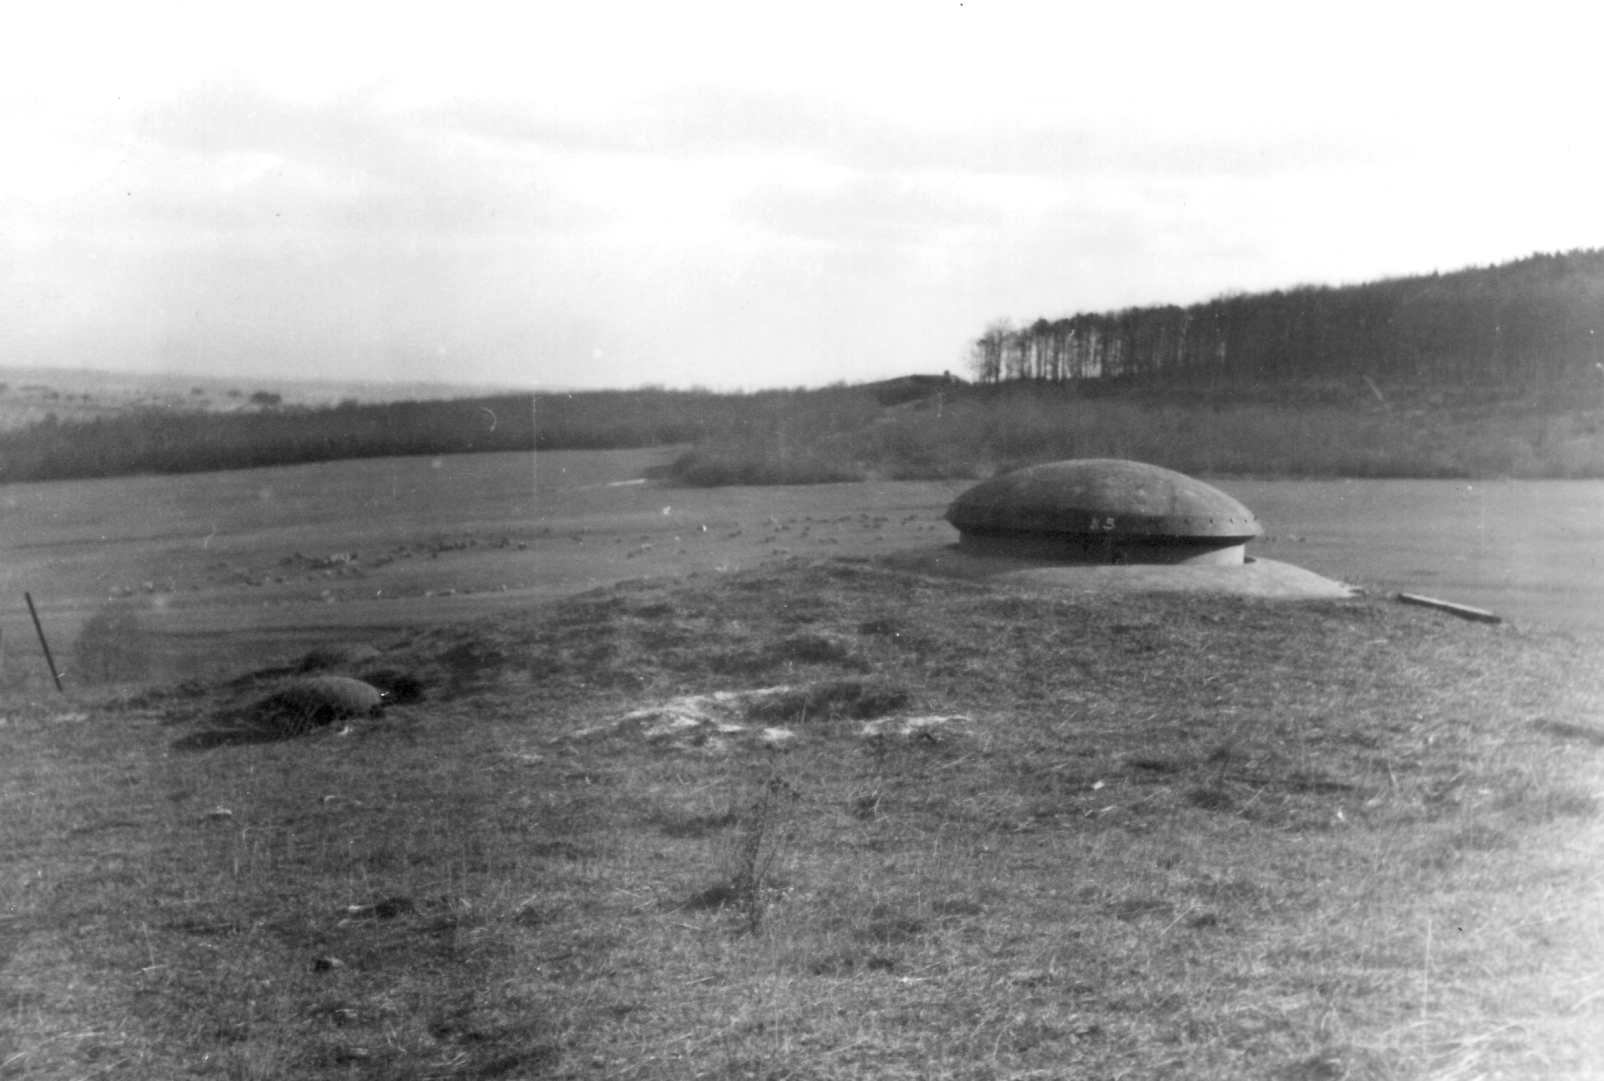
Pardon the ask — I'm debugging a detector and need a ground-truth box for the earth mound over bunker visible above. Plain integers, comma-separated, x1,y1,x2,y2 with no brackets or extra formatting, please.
946,459,1262,566
247,676,385,733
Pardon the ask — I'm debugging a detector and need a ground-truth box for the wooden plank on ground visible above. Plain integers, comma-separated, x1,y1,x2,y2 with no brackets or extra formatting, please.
1395,592,1503,624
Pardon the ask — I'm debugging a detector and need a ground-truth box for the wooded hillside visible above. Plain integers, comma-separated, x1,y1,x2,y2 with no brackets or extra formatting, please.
971,249,1604,391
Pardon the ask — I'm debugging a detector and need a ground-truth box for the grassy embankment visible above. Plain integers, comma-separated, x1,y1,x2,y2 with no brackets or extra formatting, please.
668,379,1604,485
4,378,1603,486
4,559,1602,1078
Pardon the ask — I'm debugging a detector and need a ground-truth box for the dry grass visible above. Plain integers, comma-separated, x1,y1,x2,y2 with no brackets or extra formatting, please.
3,558,1603,1079
670,387,1604,484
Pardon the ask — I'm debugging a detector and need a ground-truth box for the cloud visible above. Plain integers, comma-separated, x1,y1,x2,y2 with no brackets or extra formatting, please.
426,85,842,158
119,83,597,244
5,1,1602,391
739,173,997,250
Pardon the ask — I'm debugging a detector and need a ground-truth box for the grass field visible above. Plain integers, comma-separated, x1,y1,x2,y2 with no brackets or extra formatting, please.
3,450,1603,1079
4,562,1603,1079
4,449,1602,689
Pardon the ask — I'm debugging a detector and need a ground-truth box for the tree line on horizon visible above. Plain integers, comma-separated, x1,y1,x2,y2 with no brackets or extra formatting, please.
968,249,1604,391
0,395,540,483
5,246,1603,487
0,385,853,484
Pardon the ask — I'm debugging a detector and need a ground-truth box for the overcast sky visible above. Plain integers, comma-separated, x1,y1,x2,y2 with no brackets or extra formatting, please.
3,2,1599,391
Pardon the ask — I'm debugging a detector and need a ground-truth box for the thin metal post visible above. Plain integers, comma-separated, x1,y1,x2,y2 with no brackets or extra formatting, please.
24,592,65,693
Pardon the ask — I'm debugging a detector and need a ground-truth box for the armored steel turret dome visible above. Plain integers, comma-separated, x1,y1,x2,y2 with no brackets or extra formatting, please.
946,459,1261,565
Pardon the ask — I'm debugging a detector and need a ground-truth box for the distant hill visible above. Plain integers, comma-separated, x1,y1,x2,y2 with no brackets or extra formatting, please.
970,248,1604,394
858,373,965,406
7,250,1604,486
0,365,529,433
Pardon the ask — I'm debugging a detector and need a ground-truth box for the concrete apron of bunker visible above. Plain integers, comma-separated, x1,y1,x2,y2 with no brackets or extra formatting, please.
882,548,1355,599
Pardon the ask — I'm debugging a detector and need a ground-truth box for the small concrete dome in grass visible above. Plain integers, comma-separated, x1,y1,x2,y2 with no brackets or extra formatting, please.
945,459,1262,565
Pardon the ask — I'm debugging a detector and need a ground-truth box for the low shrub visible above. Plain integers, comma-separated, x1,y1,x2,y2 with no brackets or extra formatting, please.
72,604,151,684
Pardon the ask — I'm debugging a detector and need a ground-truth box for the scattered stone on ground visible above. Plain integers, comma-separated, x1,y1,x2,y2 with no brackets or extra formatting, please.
341,896,416,920
568,684,959,754
758,727,799,750
860,714,973,744
589,687,803,753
